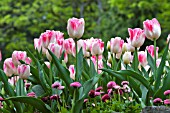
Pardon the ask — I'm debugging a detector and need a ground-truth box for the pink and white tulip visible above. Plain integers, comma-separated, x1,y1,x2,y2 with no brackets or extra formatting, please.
138,51,148,67
12,51,27,66
110,37,124,54
146,45,159,58
126,38,135,52
143,18,161,41
63,38,76,56
67,17,85,39
77,39,90,57
46,43,63,61
69,65,75,80
3,58,17,77
17,64,30,79
91,39,104,56
122,52,132,64
44,61,50,68
128,28,145,48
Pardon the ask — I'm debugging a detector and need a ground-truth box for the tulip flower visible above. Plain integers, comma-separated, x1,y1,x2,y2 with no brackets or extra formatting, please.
146,45,159,58
110,37,124,54
34,38,42,52
122,52,132,64
143,18,161,41
44,61,50,68
63,38,76,56
17,64,30,79
128,28,145,48
12,51,27,66
3,58,17,77
126,38,135,52
69,65,75,80
46,43,63,61
91,39,104,56
138,51,148,67
67,17,85,39
77,39,90,57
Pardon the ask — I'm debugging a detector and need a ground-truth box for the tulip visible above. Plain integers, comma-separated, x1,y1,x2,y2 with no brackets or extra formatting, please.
91,39,104,56
77,39,90,57
107,52,113,64
110,37,124,54
17,64,30,79
122,43,128,53
51,31,64,43
69,65,75,80
70,82,81,88
107,41,110,51
122,52,132,64
0,50,2,61
39,30,57,48
67,17,85,39
146,45,159,58
25,57,32,65
138,51,148,67
44,61,50,68
126,38,135,52
143,18,161,41
63,38,76,56
46,43,63,61
34,38,42,52
128,28,145,48
3,58,17,77
12,51,27,66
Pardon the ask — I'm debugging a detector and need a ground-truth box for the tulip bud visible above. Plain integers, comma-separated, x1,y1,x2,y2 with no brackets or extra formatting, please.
128,28,145,48
91,39,104,56
67,17,85,39
110,37,124,54
107,41,110,51
143,18,161,41
122,43,128,53
34,38,42,52
146,45,159,59
3,58,17,77
108,52,113,64
68,65,75,80
12,51,27,66
17,64,30,79
138,51,148,67
122,52,132,64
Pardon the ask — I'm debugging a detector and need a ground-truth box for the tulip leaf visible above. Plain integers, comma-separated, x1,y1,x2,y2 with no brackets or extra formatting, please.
131,48,139,72
32,85,45,97
155,42,169,90
147,50,154,74
5,96,53,113
76,48,83,81
48,49,73,88
26,47,37,64
153,71,170,99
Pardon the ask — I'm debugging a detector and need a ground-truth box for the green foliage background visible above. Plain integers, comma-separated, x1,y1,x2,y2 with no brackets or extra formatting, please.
0,0,170,59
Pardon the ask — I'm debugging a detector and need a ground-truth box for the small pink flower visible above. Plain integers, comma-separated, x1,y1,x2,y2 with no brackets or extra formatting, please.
102,94,110,102
44,61,50,68
128,28,145,48
27,92,36,97
146,45,159,58
153,98,163,103
84,99,88,103
107,81,116,89
116,89,124,95
123,85,131,93
25,82,31,90
143,18,161,41
63,38,76,56
17,64,30,79
41,96,49,102
138,51,148,67
67,17,85,39
52,82,65,90
12,51,27,66
50,95,59,100
110,37,124,54
91,39,104,56
164,99,170,105
113,85,121,89
121,81,129,86
3,58,17,77
69,65,75,80
156,58,161,67
95,86,103,92
70,82,81,88
107,89,113,96
164,90,170,96
0,97,4,101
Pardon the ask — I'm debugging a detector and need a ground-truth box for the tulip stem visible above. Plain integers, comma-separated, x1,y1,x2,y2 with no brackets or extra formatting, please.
75,38,78,81
96,55,98,74
154,39,158,88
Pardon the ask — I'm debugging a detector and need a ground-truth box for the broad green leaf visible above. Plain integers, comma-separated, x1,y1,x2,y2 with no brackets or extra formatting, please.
147,51,155,74
32,85,45,97
76,48,83,81
48,49,73,88
131,48,139,72
5,96,53,113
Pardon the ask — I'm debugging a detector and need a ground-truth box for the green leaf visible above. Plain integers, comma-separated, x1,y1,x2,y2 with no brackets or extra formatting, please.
131,48,139,71
155,42,169,90
147,50,154,74
76,48,83,81
48,49,73,88
5,96,53,113
32,85,45,97
26,47,37,64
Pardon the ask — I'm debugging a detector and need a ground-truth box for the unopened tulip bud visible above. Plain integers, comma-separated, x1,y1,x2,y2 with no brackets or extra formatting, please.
17,64,30,79
107,41,110,51
67,17,85,39
122,52,132,64
146,45,159,59
143,18,161,41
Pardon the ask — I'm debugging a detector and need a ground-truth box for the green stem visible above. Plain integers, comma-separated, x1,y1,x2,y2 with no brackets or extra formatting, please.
75,39,78,81
154,39,157,80
71,90,77,113
134,47,138,72
96,55,98,73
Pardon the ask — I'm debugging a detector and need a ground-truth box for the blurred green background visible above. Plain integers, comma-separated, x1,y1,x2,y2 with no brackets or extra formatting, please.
1,0,170,59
